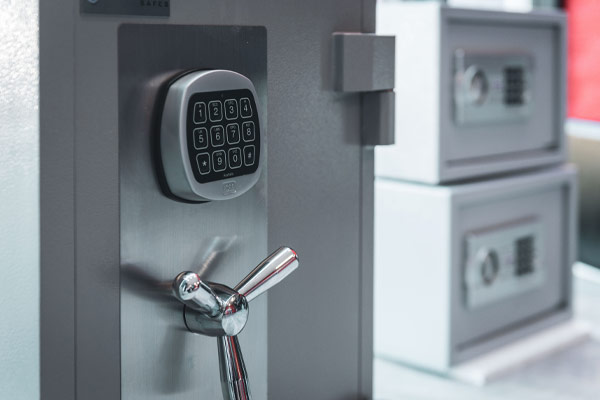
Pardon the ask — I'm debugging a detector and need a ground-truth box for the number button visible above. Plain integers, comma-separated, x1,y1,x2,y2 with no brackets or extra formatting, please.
193,128,208,150
196,153,210,175
210,126,225,147
226,123,241,144
243,145,256,166
240,98,253,118
193,102,207,124
242,121,255,142
228,148,242,169
208,101,223,122
212,150,227,172
224,99,238,120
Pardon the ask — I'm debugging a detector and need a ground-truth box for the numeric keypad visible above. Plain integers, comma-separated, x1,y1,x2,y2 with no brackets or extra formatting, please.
186,89,261,184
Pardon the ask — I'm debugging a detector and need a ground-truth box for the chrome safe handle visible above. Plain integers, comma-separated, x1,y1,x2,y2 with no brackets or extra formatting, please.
218,336,250,400
234,246,299,302
171,246,299,400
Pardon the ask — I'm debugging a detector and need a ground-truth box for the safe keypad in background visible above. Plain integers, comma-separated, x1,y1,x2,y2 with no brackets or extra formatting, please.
186,89,260,183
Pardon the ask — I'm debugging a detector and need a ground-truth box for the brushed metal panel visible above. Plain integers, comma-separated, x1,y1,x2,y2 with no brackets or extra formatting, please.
119,25,267,399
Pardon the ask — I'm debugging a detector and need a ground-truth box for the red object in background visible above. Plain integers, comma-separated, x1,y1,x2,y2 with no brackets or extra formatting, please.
567,0,600,121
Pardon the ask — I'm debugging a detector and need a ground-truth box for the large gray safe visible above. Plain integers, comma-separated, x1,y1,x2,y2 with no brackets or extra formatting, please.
40,1,382,399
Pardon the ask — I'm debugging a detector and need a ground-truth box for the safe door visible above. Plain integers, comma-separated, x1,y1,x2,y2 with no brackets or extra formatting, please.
119,25,292,399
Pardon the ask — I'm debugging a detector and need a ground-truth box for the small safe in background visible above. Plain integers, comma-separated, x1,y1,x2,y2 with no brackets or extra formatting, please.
375,2,566,184
373,166,577,371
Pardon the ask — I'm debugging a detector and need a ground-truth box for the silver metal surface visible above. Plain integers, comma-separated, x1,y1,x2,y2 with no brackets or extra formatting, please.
174,247,299,400
183,284,249,337
161,70,262,201
218,336,251,400
173,272,221,316
119,25,268,399
235,247,299,302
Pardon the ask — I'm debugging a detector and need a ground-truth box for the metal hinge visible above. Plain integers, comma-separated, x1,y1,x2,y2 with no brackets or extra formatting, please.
333,33,396,147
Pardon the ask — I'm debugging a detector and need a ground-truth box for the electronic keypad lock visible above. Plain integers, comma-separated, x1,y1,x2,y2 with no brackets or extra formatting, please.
161,70,263,201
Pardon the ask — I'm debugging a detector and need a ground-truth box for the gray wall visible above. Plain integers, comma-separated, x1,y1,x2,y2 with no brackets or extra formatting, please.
0,0,40,398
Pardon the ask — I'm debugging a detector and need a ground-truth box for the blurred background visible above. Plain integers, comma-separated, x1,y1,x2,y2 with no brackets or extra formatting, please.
1,0,599,399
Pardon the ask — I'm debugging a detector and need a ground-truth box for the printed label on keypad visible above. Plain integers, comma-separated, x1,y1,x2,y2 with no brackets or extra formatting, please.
193,128,208,150
196,153,210,175
243,145,255,166
211,126,225,147
240,97,253,118
224,99,238,120
193,102,207,124
226,123,241,144
213,150,227,172
208,100,223,122
229,148,242,169
186,89,260,184
242,121,255,142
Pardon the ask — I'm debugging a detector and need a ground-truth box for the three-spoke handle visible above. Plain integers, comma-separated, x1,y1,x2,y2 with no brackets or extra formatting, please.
172,246,299,400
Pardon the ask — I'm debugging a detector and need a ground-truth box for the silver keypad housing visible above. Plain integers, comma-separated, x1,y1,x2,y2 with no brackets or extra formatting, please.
161,70,263,201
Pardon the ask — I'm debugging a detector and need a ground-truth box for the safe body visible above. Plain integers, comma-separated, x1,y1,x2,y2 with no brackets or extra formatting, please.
375,2,566,184
374,166,577,370
40,1,378,399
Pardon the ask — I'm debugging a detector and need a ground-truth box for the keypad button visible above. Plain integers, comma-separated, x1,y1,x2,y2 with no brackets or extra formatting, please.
210,125,225,147
240,98,253,118
212,150,227,172
242,121,255,142
193,102,207,124
196,153,210,175
229,148,242,169
226,123,241,144
224,99,238,120
208,100,223,122
243,145,256,166
193,128,208,150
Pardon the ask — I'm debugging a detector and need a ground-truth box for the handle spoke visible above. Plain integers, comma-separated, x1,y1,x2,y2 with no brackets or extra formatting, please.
234,247,299,302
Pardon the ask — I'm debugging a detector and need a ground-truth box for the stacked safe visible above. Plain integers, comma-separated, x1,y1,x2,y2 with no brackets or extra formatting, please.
374,2,576,373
